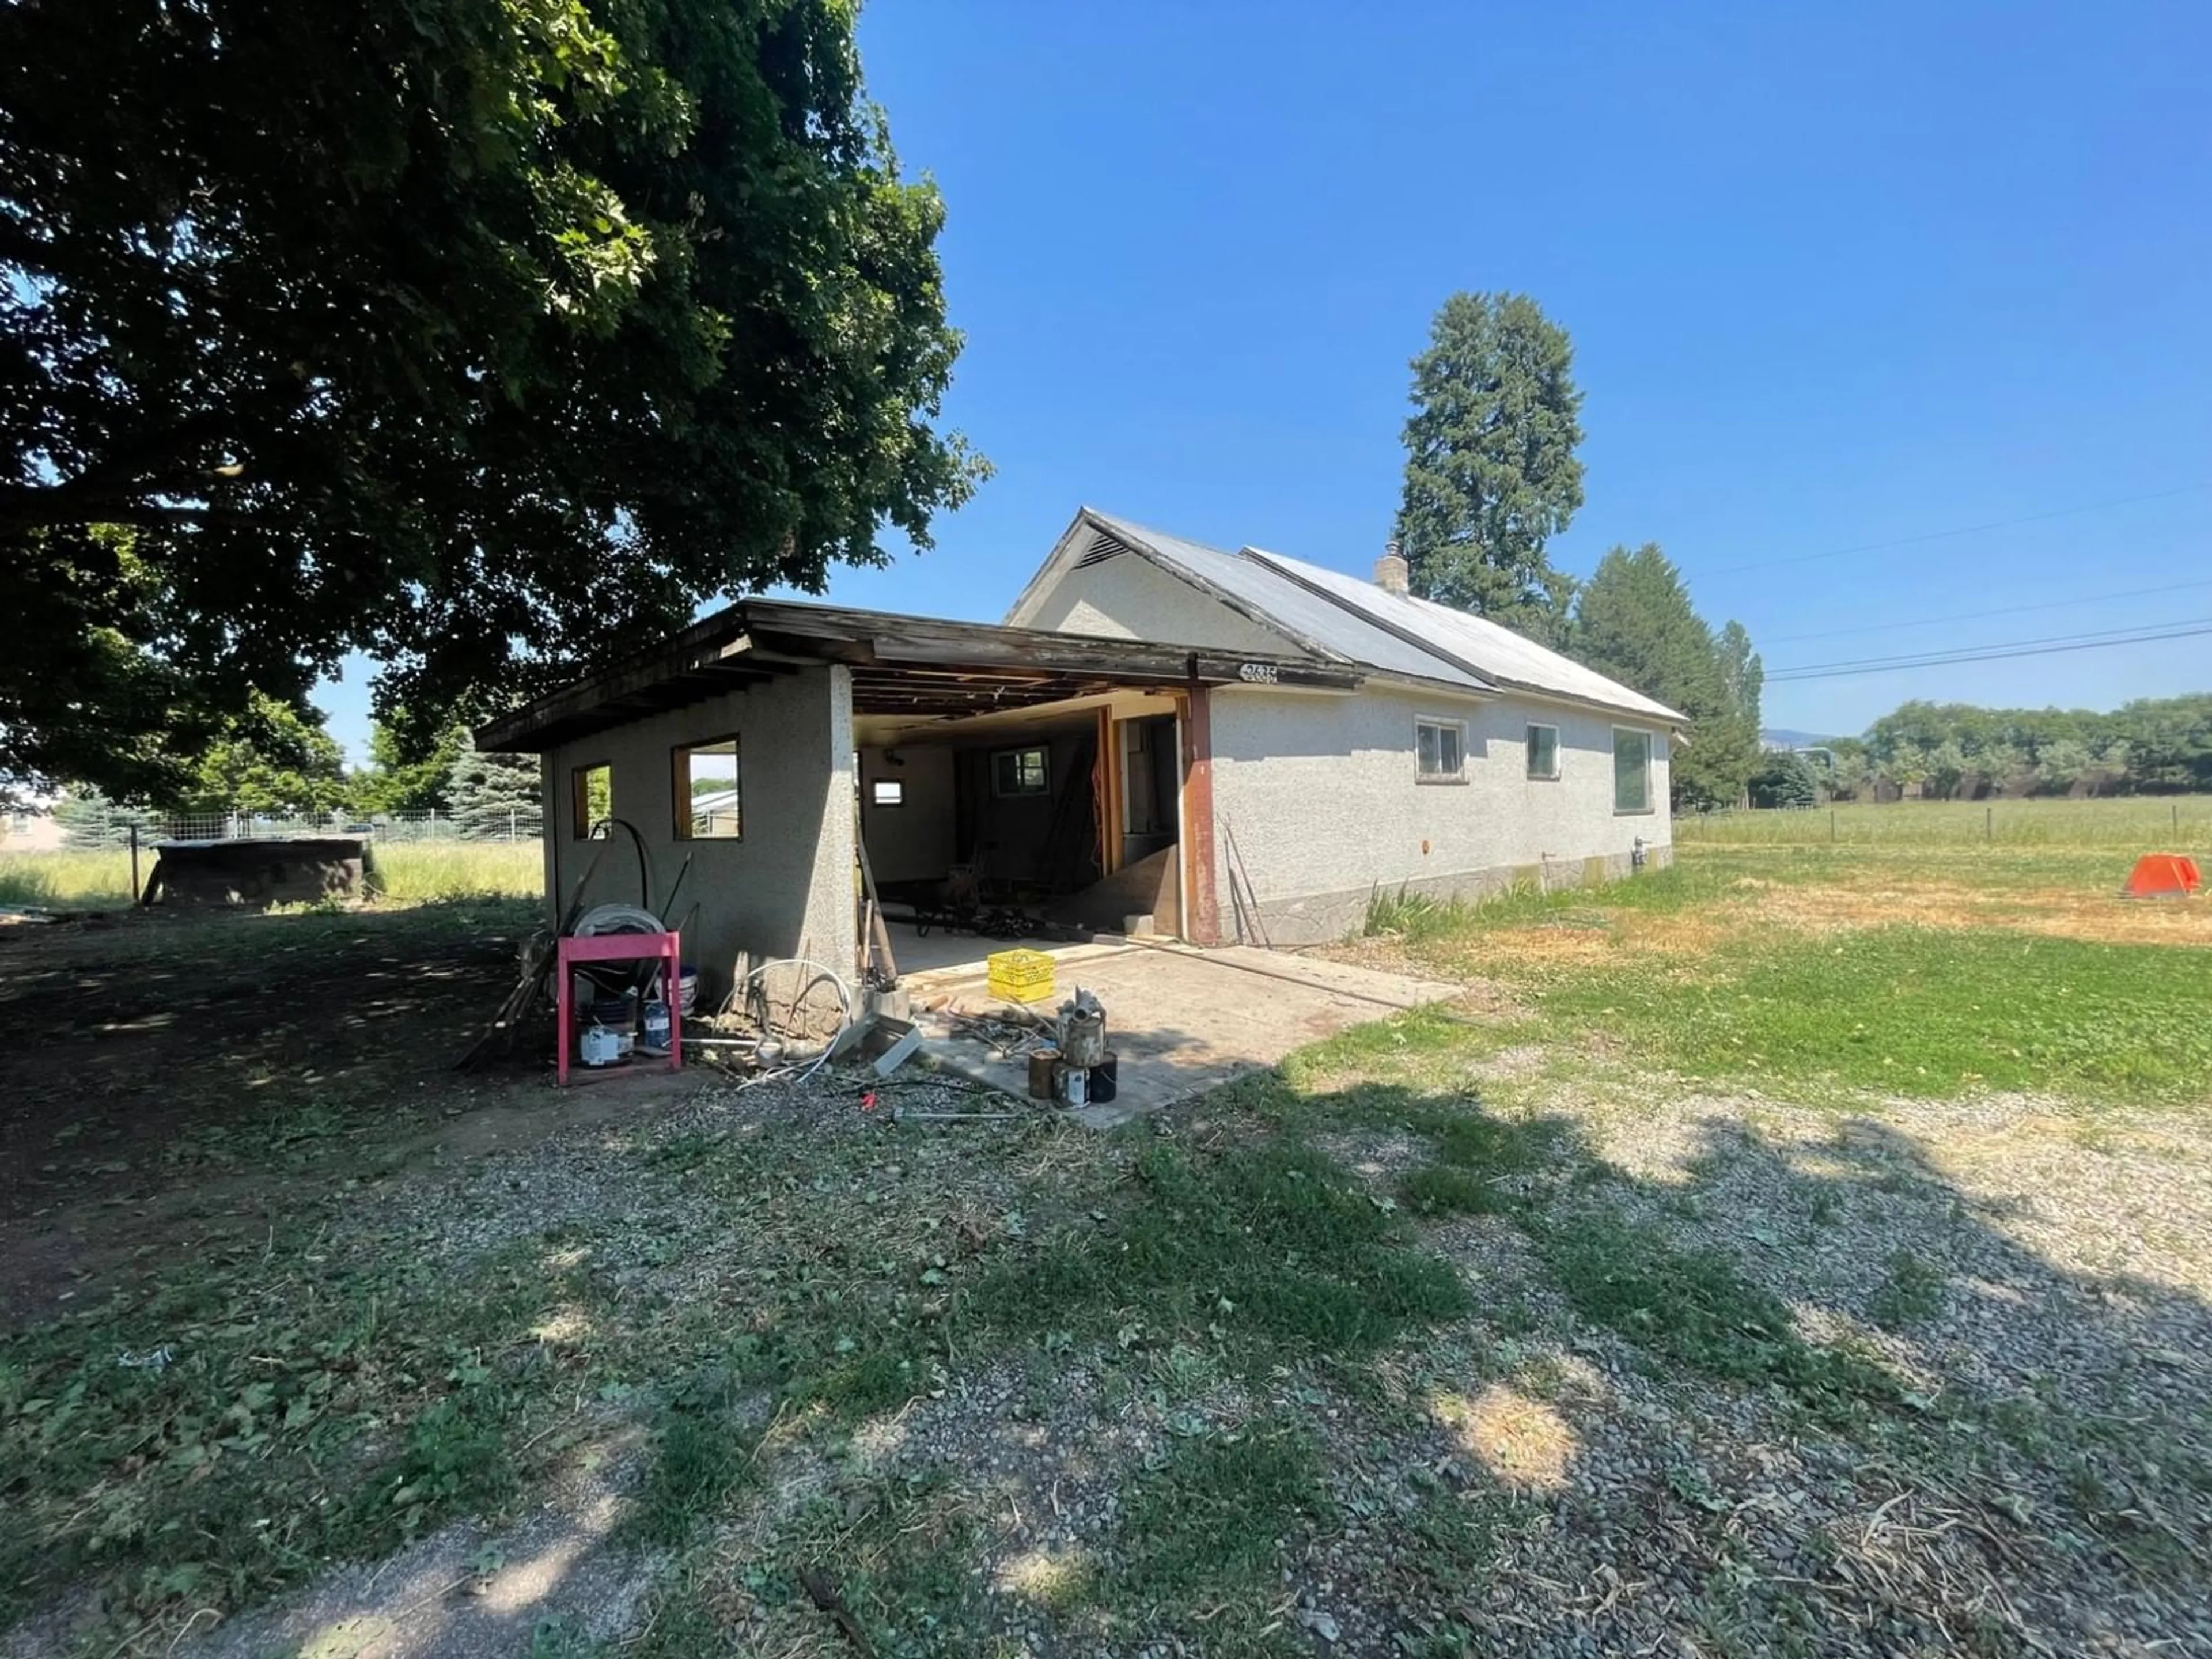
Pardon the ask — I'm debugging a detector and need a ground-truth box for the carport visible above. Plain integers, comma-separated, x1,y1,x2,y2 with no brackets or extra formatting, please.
478,599,1359,1000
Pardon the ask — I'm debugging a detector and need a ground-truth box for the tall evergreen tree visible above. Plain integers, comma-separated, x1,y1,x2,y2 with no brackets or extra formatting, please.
1573,544,1762,810
445,746,543,840
1394,293,1584,645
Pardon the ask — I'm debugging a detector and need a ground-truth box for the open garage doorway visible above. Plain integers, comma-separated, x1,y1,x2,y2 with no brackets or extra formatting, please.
857,694,1187,959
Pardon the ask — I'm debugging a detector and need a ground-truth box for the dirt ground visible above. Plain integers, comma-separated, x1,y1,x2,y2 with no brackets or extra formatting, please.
0,900,624,1325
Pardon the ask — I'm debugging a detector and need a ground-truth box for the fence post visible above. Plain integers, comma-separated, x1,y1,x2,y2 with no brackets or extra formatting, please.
1986,805,1993,843
129,824,141,906
2176,802,2181,835
509,808,517,842
1830,808,1836,843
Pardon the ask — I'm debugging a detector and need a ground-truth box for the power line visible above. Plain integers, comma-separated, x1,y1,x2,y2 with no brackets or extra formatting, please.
1766,615,2212,682
1701,482,2211,578
1759,575,2212,645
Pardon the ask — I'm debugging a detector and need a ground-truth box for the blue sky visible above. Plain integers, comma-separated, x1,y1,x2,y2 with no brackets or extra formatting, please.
317,1,2212,758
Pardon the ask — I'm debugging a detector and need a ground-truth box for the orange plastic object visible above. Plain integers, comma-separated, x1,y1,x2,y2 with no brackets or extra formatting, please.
2122,853,2202,899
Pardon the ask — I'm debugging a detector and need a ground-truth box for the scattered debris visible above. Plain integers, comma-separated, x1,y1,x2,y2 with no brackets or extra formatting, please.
115,1344,176,1371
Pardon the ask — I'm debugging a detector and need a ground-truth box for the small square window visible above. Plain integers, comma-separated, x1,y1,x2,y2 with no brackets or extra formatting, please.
870,778,904,808
570,763,611,839
676,736,741,839
993,746,1050,797
1416,717,1465,782
1613,728,1653,814
1526,724,1560,781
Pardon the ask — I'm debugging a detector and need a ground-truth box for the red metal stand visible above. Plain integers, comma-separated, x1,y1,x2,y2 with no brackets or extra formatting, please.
555,930,684,1086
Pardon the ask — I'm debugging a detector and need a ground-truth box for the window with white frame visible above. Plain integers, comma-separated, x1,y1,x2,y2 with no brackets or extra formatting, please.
1613,728,1653,813
870,778,904,808
1415,716,1466,782
1526,723,1560,781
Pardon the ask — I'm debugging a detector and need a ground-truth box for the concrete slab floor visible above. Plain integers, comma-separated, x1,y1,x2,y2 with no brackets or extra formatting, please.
900,938,1456,1127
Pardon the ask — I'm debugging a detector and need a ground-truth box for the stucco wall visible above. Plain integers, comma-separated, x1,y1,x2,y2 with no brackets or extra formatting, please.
858,745,955,884
1209,685,1672,943
543,665,855,993
1022,547,1289,655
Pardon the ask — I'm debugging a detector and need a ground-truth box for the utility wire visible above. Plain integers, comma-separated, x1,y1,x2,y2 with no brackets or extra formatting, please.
1701,482,2210,578
1759,575,2212,645
1767,616,2212,682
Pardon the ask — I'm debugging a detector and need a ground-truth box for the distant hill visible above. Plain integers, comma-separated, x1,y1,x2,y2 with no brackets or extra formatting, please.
1761,728,1836,750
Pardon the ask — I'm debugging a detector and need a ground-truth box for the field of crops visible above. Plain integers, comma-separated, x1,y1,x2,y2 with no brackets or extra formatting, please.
1677,793,2212,849
0,839,544,909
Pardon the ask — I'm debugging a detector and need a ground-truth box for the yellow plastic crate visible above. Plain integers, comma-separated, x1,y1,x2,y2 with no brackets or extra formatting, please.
987,948,1056,1004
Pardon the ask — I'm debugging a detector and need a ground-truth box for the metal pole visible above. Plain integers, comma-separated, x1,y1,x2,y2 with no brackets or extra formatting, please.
1986,805,1993,843
1830,808,1836,843
509,808,517,842
129,824,141,905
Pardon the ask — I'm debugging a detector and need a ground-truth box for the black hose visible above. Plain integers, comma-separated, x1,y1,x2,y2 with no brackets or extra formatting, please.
591,815,652,912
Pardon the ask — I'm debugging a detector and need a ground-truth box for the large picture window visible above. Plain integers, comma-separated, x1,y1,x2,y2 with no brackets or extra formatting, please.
1613,729,1653,814
993,745,1050,797
675,736,741,839
1416,717,1466,782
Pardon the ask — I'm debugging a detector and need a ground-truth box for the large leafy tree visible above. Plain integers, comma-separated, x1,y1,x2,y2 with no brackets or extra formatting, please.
351,718,471,817
1573,543,1762,810
1395,291,1584,645
0,0,983,800
173,692,350,816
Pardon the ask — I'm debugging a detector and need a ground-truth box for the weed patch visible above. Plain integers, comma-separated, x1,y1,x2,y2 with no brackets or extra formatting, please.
1535,1213,1902,1421
969,1139,1469,1363
1115,1425,1328,1603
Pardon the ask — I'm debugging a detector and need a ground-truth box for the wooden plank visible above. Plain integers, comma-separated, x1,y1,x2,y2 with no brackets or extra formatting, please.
1181,684,1219,945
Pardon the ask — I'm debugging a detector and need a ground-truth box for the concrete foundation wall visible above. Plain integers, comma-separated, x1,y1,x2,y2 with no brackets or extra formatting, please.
1022,546,1288,656
858,745,955,885
1209,685,1672,944
544,666,855,994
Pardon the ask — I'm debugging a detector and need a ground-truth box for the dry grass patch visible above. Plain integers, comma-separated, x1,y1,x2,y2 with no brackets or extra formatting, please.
1428,1383,1577,1494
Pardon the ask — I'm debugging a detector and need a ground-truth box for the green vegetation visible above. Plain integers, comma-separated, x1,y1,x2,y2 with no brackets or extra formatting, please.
3,839,2207,1653
1525,926,2212,1101
1532,1213,1900,1420
0,839,540,909
1396,291,1585,646
1857,694,2212,798
1869,1249,1948,1331
1116,1427,1328,1601
1574,544,1763,810
971,1139,1471,1363
1680,793,2212,847
3,0,982,800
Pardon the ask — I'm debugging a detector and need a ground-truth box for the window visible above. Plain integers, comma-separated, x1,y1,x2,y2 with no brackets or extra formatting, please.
1613,729,1653,813
993,745,1050,797
1416,717,1465,782
870,778,904,808
1526,723,1560,781
570,763,611,839
675,736,741,839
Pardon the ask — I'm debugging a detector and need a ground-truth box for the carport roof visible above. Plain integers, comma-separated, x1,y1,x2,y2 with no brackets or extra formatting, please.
475,597,1361,752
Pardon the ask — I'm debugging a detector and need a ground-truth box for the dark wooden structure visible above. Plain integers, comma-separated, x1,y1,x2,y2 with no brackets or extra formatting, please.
145,837,369,909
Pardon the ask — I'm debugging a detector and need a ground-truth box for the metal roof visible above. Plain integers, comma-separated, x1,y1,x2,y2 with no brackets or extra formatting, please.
1073,512,1495,694
1240,547,1688,724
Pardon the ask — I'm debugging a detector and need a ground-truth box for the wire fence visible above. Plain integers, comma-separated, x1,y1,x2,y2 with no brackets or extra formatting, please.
36,805,545,850
1676,794,2212,850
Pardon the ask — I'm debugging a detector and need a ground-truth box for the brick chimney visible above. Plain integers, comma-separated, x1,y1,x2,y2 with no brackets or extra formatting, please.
1374,539,1410,595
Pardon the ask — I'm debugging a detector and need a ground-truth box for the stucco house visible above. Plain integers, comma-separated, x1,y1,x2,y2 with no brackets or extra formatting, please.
479,507,1683,995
